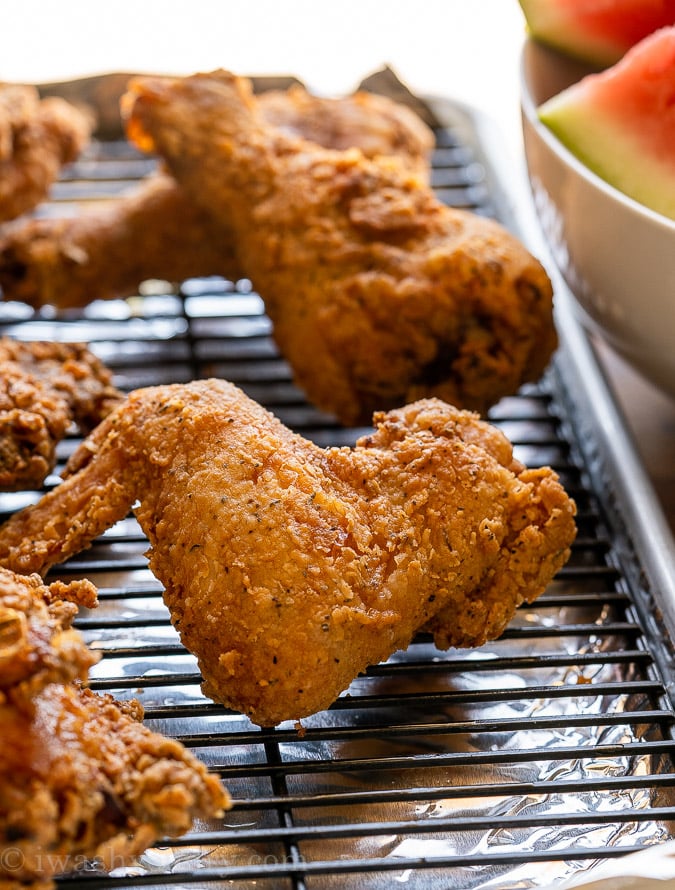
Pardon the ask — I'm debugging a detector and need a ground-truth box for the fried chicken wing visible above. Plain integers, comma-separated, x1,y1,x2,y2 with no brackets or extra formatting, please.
0,379,576,726
0,83,90,224
122,69,557,424
0,338,123,491
0,86,433,309
0,565,229,890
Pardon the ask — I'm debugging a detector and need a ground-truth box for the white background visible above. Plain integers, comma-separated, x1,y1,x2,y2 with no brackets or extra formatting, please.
1,1,527,158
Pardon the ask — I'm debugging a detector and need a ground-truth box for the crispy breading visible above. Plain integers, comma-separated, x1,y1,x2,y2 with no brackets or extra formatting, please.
0,564,229,890
0,86,432,309
0,567,98,706
0,684,229,890
0,174,232,307
258,84,433,170
0,83,90,224
0,338,123,491
122,70,557,424
0,379,576,727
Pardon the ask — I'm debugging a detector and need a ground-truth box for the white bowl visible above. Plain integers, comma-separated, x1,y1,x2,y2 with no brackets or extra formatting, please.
520,38,675,398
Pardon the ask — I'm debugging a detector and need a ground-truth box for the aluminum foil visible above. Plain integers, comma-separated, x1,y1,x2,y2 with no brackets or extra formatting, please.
72,561,675,890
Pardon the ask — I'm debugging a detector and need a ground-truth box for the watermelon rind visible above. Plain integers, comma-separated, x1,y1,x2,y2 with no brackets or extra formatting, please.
539,99,675,220
518,0,625,66
537,28,675,221
519,0,675,67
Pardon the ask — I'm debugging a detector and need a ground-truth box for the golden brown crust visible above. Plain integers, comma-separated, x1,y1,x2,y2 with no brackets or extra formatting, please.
0,562,229,890
0,379,576,726
0,83,91,224
0,684,229,889
123,69,557,423
0,338,123,491
0,173,234,307
258,85,433,174
0,567,98,707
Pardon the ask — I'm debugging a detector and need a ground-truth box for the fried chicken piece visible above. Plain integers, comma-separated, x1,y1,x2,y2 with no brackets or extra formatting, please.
0,174,234,308
0,338,123,491
0,379,576,727
0,566,98,706
258,85,434,172
0,685,230,890
0,83,91,224
0,564,229,890
0,86,433,309
122,69,557,424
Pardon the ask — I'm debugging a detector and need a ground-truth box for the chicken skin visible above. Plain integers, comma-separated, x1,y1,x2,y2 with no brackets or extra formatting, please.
0,565,229,890
0,83,90,224
0,85,433,309
122,69,557,425
0,338,123,491
0,379,576,727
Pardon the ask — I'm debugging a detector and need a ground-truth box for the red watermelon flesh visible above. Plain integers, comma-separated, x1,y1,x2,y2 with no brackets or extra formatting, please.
537,26,675,220
519,0,675,66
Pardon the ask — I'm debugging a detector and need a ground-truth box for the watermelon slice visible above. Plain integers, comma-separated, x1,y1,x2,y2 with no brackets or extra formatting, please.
537,26,675,220
519,0,675,67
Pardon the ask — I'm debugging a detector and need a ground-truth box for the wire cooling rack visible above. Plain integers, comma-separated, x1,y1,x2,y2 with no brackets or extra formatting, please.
1,101,675,890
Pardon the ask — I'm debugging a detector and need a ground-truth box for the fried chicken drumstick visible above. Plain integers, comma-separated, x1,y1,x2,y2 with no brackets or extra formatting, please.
0,83,90,224
122,69,557,424
0,85,433,308
0,338,123,491
0,380,576,727
0,565,229,890
0,174,230,308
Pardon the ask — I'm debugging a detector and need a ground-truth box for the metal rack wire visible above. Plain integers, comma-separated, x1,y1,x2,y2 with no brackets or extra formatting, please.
1,110,674,890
